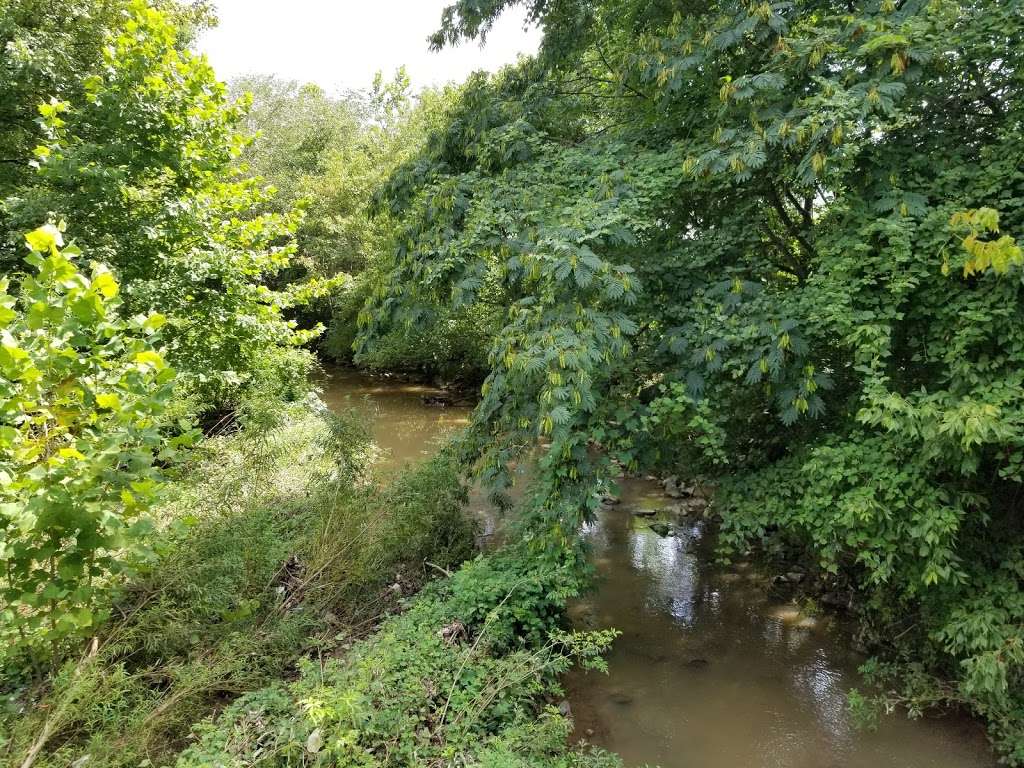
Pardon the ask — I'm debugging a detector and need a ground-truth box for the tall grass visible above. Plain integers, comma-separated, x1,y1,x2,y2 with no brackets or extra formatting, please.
1,402,477,768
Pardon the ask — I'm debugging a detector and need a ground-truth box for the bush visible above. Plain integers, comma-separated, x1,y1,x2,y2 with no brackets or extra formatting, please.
718,431,1024,759
329,276,492,386
0,225,181,670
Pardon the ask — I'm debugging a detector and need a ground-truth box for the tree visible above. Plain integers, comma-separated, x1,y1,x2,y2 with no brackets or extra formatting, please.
362,0,1024,757
0,0,213,252
4,1,315,415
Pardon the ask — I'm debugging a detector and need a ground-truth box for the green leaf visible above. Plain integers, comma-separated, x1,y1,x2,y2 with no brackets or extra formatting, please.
90,269,119,300
134,350,165,369
142,312,166,332
24,224,63,253
96,393,122,410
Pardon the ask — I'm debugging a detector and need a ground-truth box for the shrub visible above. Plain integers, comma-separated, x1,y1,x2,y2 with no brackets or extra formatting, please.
330,276,492,387
0,225,181,669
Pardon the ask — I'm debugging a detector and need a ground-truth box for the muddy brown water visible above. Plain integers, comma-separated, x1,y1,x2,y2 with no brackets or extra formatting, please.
318,367,472,469
321,367,996,768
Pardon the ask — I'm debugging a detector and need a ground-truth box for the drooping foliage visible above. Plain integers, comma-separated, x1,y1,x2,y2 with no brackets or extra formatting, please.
360,0,1024,757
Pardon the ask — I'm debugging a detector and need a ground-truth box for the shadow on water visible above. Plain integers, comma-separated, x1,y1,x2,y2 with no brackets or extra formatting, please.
318,367,471,470
319,367,996,768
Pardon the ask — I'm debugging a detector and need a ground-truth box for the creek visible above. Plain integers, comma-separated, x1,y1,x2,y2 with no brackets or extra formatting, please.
321,366,995,768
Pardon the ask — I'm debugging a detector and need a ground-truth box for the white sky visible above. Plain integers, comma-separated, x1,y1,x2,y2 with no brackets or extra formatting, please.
198,1,542,93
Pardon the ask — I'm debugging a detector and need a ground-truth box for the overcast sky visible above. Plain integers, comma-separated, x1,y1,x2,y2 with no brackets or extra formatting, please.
198,1,542,93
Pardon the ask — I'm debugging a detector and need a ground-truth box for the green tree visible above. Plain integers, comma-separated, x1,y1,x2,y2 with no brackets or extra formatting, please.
0,0,213,251
1,224,179,665
229,75,369,280
362,0,1024,757
229,69,492,378
4,1,315,414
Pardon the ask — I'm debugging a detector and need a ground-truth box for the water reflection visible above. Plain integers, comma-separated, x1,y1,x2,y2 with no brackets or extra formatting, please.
318,370,995,768
627,529,701,627
565,478,995,768
318,367,471,471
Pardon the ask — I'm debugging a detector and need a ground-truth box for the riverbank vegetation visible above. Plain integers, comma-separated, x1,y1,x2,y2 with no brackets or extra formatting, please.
359,0,1024,761
0,3,612,766
1,0,1023,765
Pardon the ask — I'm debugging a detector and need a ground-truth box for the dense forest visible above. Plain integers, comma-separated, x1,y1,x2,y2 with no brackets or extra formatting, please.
0,0,1022,766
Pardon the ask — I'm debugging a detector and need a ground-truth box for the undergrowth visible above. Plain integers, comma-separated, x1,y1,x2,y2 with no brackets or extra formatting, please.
178,548,620,768
1,400,479,768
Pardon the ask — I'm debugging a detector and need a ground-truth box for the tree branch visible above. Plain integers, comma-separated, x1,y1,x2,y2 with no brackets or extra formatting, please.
761,224,808,282
765,186,817,266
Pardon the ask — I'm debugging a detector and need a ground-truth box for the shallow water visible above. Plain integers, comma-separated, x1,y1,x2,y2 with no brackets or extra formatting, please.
318,367,471,470
320,368,996,768
564,481,995,768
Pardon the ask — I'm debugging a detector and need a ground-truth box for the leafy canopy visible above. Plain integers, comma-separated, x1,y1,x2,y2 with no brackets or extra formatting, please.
360,0,1024,757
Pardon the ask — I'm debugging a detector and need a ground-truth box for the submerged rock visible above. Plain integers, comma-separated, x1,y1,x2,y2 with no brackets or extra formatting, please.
628,647,669,664
632,507,658,517
685,496,708,511
648,522,673,537
821,591,851,610
684,657,710,669
609,690,634,705
567,603,598,629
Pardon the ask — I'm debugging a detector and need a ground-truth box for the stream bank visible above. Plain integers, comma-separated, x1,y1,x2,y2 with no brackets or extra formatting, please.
320,367,996,768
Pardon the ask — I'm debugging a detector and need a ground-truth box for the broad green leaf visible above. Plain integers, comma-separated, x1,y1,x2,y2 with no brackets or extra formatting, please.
91,270,119,300
96,393,122,410
24,224,63,253
134,350,165,369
